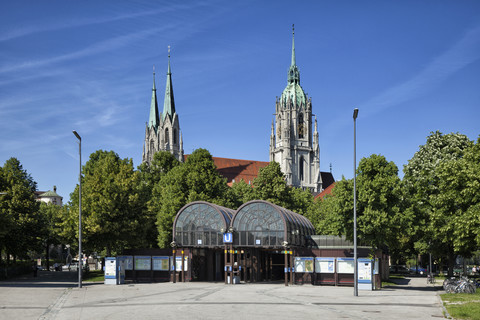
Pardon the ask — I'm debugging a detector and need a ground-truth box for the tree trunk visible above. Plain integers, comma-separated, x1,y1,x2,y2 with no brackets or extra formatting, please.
447,250,455,277
45,243,50,271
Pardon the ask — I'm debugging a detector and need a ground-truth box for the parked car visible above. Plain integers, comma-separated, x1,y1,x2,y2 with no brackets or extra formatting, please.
389,265,410,274
409,266,427,275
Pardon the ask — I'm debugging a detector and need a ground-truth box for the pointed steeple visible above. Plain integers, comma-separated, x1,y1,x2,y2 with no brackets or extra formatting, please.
148,65,159,129
288,24,300,85
291,24,296,67
162,46,176,122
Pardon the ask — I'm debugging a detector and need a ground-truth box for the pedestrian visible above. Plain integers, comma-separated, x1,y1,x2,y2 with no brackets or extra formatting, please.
472,265,477,275
32,261,37,277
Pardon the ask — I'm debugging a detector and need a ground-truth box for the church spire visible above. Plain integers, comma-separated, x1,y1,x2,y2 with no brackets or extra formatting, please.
163,46,176,121
148,65,159,129
291,24,296,67
288,24,300,85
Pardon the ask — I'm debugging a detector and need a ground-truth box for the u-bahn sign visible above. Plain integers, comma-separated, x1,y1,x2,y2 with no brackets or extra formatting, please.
223,233,233,243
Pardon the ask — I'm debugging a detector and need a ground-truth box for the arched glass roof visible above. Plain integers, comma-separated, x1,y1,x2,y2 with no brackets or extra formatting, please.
231,200,315,248
173,201,235,247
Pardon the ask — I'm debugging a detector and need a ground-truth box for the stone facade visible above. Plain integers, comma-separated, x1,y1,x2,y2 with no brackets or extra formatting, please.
143,50,183,164
269,27,322,192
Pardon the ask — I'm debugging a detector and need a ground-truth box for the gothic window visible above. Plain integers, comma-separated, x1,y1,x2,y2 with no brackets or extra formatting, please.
276,119,281,139
173,128,177,144
150,139,154,153
300,156,304,181
298,113,304,139
165,128,169,149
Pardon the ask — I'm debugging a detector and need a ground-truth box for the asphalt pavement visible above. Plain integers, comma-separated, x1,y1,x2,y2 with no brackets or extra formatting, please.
0,271,446,319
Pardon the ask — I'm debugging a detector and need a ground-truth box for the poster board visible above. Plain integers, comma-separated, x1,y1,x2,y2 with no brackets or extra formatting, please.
175,256,188,272
315,257,335,273
294,257,314,273
337,258,354,274
152,256,170,271
118,256,133,270
105,257,116,279
134,256,151,270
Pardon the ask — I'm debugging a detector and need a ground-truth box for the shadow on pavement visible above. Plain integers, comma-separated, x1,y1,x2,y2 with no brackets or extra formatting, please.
0,270,79,288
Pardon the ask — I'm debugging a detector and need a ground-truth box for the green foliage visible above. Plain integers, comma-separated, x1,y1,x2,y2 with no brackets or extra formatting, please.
67,150,149,255
312,155,408,256
138,151,181,246
151,149,230,247
251,161,314,214
228,180,255,208
0,158,42,260
403,131,476,275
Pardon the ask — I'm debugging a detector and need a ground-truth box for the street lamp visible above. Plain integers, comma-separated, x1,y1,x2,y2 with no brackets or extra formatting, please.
72,130,82,289
353,108,359,297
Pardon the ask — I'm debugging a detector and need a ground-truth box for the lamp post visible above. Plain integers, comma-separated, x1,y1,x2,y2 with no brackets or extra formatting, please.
72,130,82,289
353,108,359,297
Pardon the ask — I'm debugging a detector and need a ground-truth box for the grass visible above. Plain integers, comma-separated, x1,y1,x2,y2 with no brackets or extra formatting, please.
83,270,104,282
441,291,480,320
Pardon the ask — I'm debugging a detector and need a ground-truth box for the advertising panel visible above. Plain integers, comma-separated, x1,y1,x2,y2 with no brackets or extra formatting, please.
315,257,335,273
337,258,354,274
175,256,188,271
294,257,314,273
152,256,170,271
118,256,133,270
134,256,151,270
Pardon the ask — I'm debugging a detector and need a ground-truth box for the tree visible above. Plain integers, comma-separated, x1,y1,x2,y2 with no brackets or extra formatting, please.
37,202,64,270
151,149,230,247
67,150,148,256
403,131,474,275
312,178,352,236
0,158,42,263
138,151,181,247
311,155,407,259
228,180,255,209
252,162,291,208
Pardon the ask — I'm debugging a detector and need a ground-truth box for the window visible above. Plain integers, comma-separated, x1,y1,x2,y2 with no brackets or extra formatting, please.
165,128,169,149
173,128,177,144
298,113,304,138
300,156,304,181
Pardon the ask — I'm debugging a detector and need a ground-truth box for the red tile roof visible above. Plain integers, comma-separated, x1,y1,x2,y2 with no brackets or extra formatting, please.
314,182,336,200
212,157,269,186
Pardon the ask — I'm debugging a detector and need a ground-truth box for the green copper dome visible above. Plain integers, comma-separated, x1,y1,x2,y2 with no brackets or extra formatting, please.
281,82,306,107
281,25,306,108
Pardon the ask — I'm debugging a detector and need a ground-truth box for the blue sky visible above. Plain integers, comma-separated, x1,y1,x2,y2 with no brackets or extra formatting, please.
1,1,479,202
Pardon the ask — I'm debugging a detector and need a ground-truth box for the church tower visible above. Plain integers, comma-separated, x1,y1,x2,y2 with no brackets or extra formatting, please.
269,26,322,192
143,47,184,164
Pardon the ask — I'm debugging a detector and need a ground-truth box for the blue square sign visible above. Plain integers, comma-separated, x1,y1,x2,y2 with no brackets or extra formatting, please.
223,232,233,243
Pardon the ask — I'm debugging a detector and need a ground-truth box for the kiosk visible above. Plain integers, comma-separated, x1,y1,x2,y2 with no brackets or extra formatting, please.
105,257,126,285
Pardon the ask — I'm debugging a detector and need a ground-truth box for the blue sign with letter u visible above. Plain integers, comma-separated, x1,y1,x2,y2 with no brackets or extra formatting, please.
223,233,233,243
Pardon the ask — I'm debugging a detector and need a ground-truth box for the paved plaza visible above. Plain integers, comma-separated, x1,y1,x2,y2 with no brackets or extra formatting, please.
0,271,446,319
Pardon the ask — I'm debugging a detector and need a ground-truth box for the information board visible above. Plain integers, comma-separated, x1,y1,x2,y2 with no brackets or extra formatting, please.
105,258,116,279
294,257,314,273
337,258,354,274
315,258,335,273
118,256,133,270
175,256,188,271
152,256,170,271
134,256,151,270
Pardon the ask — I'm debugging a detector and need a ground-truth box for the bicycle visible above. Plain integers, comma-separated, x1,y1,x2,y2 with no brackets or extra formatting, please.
427,273,435,284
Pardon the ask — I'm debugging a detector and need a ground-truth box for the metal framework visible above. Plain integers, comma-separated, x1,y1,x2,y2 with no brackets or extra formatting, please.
173,201,234,247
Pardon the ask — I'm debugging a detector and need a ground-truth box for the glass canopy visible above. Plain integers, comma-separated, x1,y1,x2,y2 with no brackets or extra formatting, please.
173,201,235,247
231,200,315,248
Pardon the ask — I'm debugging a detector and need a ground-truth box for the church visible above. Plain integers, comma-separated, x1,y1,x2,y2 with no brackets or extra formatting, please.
142,28,333,194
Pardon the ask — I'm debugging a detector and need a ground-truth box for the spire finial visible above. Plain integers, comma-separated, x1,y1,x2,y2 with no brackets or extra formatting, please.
168,45,171,58
153,64,155,75
291,24,296,67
